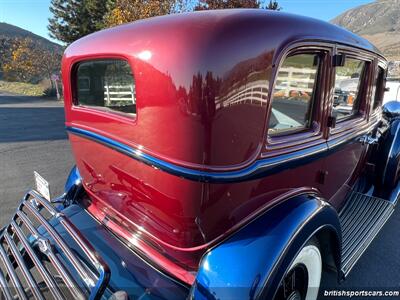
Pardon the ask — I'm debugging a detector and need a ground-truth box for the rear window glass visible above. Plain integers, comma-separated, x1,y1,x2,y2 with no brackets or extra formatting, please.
333,57,365,121
75,59,136,115
268,53,320,136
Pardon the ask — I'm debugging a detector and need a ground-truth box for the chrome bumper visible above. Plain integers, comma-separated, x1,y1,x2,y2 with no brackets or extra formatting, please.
0,190,110,300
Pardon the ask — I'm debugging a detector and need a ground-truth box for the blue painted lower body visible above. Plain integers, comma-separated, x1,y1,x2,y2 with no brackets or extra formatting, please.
190,195,341,300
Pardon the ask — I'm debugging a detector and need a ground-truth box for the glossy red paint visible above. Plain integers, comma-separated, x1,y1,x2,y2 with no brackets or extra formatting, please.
62,9,385,282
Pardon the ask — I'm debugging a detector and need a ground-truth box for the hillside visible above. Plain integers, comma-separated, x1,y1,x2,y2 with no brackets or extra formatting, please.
0,23,63,84
0,22,62,51
331,0,400,61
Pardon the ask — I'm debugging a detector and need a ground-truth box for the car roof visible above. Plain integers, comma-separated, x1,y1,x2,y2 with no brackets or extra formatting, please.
65,9,383,60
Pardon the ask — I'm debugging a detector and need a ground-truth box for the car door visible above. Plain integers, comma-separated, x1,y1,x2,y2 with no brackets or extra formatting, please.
320,48,376,207
258,46,332,194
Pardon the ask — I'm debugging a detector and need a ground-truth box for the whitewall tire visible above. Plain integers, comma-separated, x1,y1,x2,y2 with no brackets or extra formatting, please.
274,241,322,300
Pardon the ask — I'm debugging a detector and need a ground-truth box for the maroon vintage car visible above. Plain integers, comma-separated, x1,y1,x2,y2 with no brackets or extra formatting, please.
1,9,399,300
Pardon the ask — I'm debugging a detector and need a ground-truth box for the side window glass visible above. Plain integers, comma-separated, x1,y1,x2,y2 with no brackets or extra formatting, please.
373,66,385,110
75,59,136,116
333,57,365,121
268,53,320,136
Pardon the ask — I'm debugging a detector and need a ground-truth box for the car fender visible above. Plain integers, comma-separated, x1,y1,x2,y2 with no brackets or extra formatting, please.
190,194,341,300
64,165,84,203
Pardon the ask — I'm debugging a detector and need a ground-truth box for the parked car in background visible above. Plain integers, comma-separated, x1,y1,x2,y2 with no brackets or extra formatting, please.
384,79,400,104
1,9,400,300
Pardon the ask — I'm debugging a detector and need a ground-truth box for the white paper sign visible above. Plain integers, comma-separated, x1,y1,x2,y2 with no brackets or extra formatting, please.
34,171,51,201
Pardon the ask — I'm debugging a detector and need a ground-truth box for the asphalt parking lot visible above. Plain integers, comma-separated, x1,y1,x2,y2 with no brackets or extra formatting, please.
0,92,399,296
0,92,74,228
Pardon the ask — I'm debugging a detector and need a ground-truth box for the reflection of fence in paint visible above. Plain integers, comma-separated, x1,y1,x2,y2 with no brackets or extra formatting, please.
215,80,269,109
274,67,316,97
216,65,317,108
104,84,135,106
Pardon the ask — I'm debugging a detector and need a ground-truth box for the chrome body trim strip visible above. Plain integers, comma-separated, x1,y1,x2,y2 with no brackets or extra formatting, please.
67,126,328,183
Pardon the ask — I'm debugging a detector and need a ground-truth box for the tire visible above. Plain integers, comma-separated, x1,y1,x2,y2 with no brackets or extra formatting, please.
274,240,322,300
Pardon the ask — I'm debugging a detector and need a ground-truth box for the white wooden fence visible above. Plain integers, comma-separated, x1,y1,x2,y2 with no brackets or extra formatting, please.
104,84,135,106
215,81,269,109
215,66,317,109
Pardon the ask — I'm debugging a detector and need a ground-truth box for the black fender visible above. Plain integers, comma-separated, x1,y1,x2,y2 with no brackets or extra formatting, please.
378,118,400,188
190,194,341,300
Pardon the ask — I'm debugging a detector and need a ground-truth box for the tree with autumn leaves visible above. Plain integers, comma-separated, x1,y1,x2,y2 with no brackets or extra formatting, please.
48,0,281,42
103,0,191,27
1,37,61,84
48,0,190,42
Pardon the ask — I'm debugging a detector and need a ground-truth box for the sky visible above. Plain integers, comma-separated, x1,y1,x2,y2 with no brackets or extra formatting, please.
0,0,375,44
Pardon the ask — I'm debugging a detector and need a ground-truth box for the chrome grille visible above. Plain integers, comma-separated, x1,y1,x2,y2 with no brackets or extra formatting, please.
0,190,110,300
